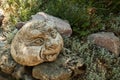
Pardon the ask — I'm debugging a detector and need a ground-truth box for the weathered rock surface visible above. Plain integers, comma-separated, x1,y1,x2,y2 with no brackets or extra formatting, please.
32,54,85,80
0,35,18,78
0,38,85,80
0,32,15,74
11,20,63,66
88,32,120,56
31,12,72,37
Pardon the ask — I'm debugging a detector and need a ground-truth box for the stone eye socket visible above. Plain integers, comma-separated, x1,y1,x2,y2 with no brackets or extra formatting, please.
51,30,57,38
30,38,44,46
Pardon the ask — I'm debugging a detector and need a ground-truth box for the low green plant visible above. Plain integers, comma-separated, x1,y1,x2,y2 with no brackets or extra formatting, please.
6,29,18,44
64,37,120,80
106,14,120,31
44,0,120,37
44,0,104,37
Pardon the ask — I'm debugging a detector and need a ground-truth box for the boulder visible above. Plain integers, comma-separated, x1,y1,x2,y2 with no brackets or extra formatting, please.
88,32,120,56
32,54,85,80
31,12,72,37
15,12,72,37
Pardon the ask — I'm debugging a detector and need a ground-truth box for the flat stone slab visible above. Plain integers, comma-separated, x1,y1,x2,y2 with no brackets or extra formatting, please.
32,55,72,80
32,54,84,80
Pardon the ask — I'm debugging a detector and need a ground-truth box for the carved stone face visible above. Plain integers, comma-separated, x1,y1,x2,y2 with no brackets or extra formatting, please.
11,20,63,66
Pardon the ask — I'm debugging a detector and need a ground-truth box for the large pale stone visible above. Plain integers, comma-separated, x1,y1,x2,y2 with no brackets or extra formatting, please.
11,20,63,66
31,12,72,37
88,32,120,56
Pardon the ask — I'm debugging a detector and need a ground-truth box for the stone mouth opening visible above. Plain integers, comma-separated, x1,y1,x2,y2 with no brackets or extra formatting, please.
39,47,57,61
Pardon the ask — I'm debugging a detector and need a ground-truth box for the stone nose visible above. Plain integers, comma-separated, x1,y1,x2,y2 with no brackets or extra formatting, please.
45,39,58,48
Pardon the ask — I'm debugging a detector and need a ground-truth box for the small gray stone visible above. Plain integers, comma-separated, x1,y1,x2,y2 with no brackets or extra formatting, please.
15,22,25,30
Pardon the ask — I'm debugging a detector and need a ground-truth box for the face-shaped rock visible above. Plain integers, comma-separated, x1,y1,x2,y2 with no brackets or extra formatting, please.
11,20,63,66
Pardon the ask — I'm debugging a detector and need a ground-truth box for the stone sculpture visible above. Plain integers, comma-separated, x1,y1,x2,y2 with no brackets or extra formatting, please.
11,20,63,66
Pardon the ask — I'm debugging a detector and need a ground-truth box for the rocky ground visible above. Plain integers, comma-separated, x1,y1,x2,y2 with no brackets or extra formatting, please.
0,31,86,80
0,9,120,80
0,12,86,80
